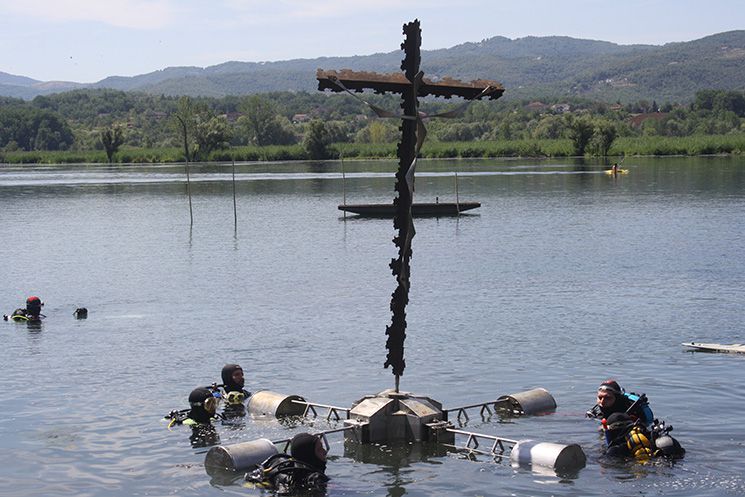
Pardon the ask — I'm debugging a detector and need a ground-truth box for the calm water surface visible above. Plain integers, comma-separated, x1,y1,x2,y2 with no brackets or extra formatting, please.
1,157,744,497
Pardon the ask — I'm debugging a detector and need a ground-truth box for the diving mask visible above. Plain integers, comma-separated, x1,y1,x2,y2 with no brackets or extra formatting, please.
191,395,220,414
226,391,245,405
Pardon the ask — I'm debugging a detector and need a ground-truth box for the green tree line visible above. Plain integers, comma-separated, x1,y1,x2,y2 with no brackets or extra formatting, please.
2,89,745,161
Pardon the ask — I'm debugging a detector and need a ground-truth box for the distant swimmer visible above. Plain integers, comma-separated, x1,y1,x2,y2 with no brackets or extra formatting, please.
4,296,45,322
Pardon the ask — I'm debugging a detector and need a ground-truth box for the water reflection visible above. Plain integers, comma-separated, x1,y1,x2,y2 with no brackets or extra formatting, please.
189,424,220,449
345,441,449,497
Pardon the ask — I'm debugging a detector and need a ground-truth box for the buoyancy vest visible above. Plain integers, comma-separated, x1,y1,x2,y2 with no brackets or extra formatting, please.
624,392,654,426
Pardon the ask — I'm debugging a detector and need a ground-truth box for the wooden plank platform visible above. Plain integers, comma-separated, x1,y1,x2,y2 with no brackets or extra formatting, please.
339,202,480,217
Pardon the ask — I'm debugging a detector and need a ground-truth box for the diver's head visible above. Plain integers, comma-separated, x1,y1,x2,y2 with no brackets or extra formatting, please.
597,379,623,410
221,364,245,392
188,387,218,423
290,433,327,471
604,412,633,438
26,296,42,316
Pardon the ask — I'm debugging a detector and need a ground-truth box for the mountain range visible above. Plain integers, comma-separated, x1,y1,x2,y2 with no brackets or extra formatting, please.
2,31,745,103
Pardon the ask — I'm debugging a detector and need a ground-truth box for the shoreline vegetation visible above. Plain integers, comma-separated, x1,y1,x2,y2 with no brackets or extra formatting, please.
2,134,744,164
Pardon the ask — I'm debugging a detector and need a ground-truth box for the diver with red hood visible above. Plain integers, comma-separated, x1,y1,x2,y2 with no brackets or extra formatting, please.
4,296,45,322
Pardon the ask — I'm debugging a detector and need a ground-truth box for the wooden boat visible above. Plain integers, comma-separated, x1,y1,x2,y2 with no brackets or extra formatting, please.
339,201,480,217
681,342,745,354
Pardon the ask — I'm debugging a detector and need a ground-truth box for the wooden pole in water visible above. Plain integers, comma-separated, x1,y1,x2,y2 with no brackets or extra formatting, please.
455,171,460,215
232,160,238,229
185,159,193,225
341,153,347,219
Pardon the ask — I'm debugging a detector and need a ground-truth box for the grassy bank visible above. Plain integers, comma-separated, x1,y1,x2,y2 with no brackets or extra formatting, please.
2,134,744,164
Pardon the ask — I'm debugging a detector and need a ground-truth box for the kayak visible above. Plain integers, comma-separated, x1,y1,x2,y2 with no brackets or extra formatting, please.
681,342,745,354
604,168,629,175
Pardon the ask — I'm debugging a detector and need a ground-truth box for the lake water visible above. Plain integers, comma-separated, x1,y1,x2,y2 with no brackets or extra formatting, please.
1,157,744,497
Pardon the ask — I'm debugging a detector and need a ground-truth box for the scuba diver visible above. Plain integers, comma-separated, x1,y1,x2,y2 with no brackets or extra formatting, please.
245,432,329,495
218,364,251,419
602,412,685,461
221,363,251,400
587,379,655,427
4,296,45,322
164,387,221,448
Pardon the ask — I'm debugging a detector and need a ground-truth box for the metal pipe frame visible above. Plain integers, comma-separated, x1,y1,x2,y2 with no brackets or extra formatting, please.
273,426,356,453
445,399,510,423
291,400,351,421
445,428,518,458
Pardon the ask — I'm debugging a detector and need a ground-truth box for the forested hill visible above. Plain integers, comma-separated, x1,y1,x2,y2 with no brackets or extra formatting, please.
3,30,745,103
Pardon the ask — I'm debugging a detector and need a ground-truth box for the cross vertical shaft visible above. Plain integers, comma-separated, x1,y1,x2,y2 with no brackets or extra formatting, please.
317,19,503,392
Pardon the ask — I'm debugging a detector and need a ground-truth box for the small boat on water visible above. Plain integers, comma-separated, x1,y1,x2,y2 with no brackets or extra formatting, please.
339,201,481,217
681,342,745,354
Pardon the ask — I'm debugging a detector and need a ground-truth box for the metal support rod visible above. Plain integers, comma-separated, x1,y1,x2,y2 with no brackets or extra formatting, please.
445,428,518,457
445,399,510,423
291,400,351,421
273,425,356,453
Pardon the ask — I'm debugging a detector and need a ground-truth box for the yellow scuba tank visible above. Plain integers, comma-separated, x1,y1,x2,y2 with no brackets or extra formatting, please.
626,425,654,461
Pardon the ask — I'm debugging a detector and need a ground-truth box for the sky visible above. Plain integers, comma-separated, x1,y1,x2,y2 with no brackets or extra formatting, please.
1,0,744,83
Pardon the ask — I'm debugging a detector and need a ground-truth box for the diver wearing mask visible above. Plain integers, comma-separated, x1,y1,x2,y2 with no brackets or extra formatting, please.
4,296,45,322
220,364,251,406
588,379,654,427
164,387,221,448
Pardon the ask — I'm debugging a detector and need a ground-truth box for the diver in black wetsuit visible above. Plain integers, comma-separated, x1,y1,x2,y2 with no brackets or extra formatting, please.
245,432,329,494
4,296,45,322
589,379,654,426
219,364,251,417
164,387,221,448
602,412,685,461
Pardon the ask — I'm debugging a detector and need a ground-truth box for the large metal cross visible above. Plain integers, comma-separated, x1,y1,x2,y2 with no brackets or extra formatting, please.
317,20,504,392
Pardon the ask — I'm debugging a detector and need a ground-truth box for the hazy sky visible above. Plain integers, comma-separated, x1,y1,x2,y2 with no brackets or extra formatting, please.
1,0,743,83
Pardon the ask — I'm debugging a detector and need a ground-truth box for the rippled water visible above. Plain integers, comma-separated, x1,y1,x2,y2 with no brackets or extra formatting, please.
1,157,744,497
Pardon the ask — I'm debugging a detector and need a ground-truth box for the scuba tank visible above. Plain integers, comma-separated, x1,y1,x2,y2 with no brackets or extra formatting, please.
650,419,686,459
604,414,685,461
625,424,654,461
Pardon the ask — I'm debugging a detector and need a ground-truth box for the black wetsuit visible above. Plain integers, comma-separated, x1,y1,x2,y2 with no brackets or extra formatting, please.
246,454,328,495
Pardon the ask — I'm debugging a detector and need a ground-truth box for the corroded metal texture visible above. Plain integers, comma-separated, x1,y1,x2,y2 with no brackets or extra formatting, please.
316,19,504,390
383,19,421,382
316,69,504,100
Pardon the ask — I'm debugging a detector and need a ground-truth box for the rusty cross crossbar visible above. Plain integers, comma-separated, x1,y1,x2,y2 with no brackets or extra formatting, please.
445,428,518,459
291,400,351,421
445,399,513,423
316,69,504,100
